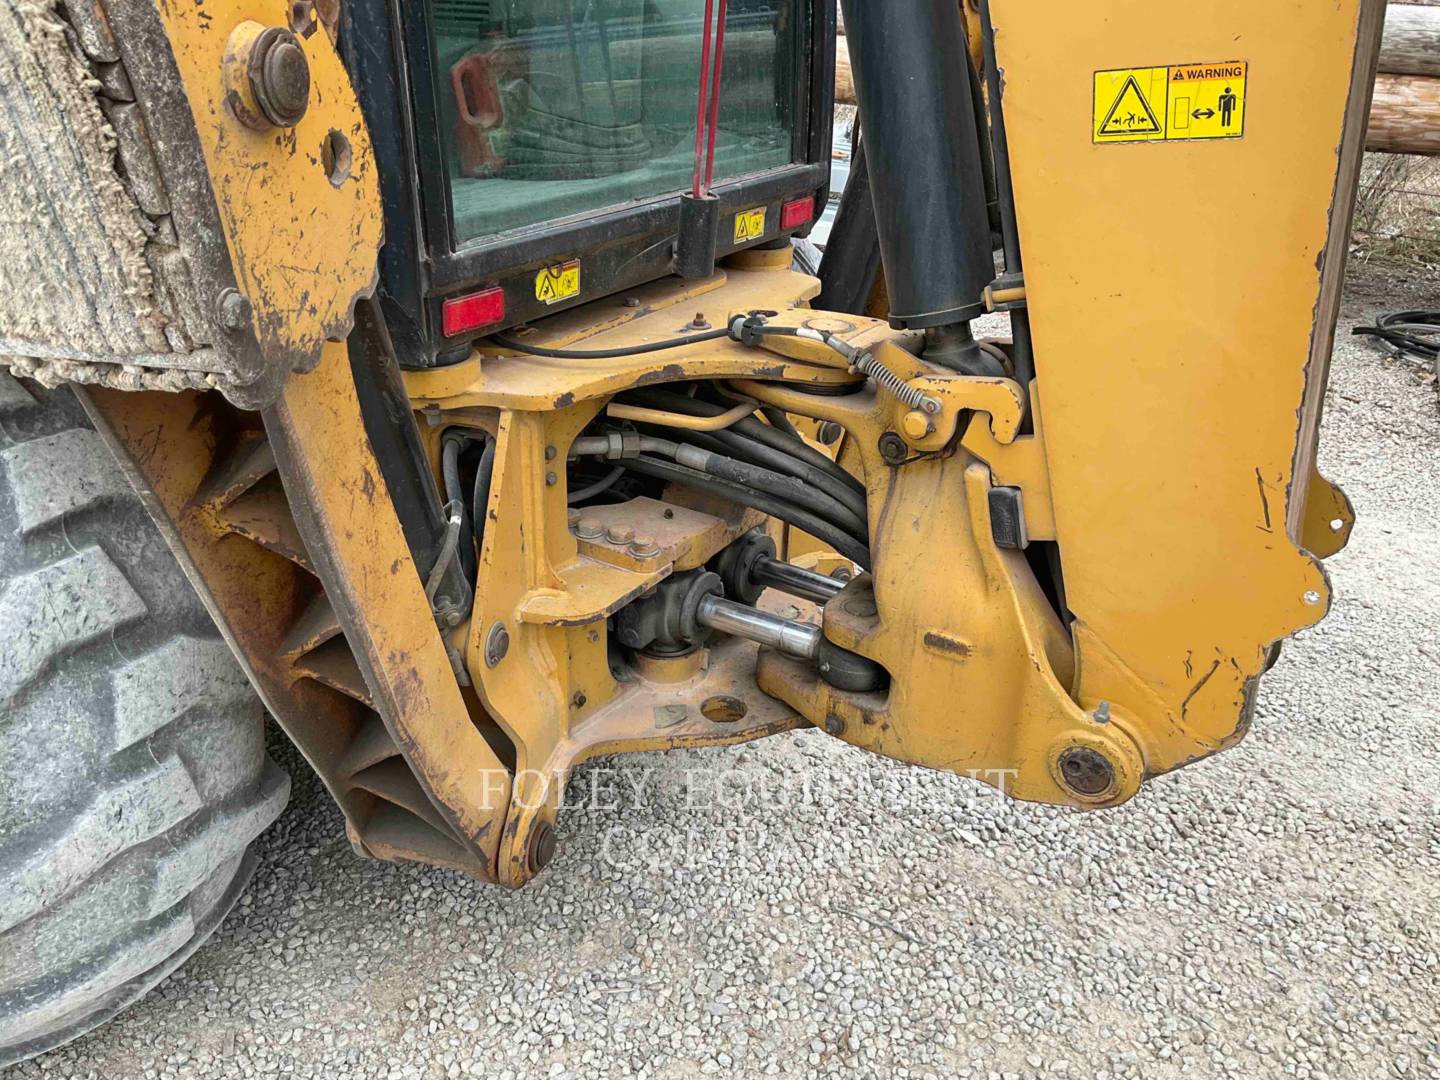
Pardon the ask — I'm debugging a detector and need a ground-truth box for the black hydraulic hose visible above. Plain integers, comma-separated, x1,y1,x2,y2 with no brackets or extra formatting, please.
759,405,802,440
615,456,872,569
490,328,728,360
441,434,478,582
628,387,867,497
677,446,867,541
471,437,496,550
673,423,869,525
568,465,625,505
571,436,868,543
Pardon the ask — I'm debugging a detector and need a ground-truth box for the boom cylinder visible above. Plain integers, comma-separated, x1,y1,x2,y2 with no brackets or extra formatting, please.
837,0,997,373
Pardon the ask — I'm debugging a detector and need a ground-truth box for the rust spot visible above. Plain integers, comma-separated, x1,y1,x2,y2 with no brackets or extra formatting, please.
360,466,376,502
390,557,403,575
635,363,687,386
554,392,575,408
923,631,972,658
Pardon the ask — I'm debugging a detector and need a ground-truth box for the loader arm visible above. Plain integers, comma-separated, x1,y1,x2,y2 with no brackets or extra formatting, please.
1,0,1378,886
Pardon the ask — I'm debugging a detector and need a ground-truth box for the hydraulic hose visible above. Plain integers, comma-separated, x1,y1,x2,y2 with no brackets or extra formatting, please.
471,437,496,550
441,433,477,581
571,435,868,544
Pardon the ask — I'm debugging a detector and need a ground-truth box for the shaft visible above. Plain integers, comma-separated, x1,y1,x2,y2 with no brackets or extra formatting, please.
750,556,847,604
696,595,823,660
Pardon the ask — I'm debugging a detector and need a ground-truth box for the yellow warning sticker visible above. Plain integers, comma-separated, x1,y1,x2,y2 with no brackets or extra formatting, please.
1093,61,1247,144
535,259,580,305
734,206,766,244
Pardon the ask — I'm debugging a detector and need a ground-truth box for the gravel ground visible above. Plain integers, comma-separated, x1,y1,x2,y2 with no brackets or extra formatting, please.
14,265,1440,1080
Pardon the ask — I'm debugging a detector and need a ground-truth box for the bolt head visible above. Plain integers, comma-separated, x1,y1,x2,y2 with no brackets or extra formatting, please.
215,288,251,331
629,534,660,557
605,524,635,545
574,517,604,540
823,713,846,737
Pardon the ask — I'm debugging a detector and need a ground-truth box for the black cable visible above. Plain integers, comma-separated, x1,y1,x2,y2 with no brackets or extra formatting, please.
491,328,728,360
616,455,872,569
1353,310,1440,361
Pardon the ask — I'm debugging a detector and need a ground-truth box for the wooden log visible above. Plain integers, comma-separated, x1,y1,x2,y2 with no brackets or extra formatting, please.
1380,4,1440,77
832,27,1440,155
1367,72,1440,154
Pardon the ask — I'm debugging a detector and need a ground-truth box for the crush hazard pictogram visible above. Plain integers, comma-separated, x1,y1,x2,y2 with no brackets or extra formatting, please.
1098,75,1163,138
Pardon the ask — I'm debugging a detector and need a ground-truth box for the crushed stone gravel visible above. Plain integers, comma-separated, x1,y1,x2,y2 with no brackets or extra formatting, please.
13,265,1439,1080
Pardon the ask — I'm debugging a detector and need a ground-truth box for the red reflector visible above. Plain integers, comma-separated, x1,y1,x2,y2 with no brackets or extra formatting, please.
442,287,505,336
781,195,815,230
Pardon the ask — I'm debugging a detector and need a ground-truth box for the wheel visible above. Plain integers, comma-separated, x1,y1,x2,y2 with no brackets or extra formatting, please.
0,374,289,1065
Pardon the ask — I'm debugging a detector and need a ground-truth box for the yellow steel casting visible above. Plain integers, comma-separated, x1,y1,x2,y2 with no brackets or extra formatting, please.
977,0,1378,769
156,0,381,371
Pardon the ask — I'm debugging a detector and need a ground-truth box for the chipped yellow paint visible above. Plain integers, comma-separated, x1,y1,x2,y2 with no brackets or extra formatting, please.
159,0,381,366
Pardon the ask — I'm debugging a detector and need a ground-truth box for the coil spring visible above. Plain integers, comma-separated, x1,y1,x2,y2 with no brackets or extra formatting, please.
853,352,936,413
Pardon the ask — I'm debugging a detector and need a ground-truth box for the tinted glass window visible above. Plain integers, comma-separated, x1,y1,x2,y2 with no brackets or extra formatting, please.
431,0,802,246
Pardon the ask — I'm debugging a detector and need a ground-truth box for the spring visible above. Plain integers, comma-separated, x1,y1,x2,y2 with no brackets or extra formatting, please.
853,352,936,413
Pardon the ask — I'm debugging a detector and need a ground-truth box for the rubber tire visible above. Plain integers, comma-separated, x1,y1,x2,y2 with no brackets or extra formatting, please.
0,375,290,1065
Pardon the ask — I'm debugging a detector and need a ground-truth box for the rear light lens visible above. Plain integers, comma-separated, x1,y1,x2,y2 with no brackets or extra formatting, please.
442,286,505,337
781,194,815,230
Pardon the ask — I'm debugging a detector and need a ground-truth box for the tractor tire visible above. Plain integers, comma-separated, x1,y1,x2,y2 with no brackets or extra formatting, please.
0,374,289,1065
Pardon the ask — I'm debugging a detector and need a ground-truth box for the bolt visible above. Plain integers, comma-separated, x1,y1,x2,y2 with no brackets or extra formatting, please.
421,403,442,428
484,622,509,668
816,421,844,446
1057,746,1115,797
901,410,933,440
215,288,251,332
1093,700,1112,725
545,471,558,486
823,713,846,737
605,523,635,545
920,396,941,416
444,610,462,628
248,27,310,128
544,445,557,461
662,508,675,520
624,297,641,308
629,534,661,558
689,312,710,329
878,432,909,466
571,690,587,709
574,517,604,540
528,823,556,872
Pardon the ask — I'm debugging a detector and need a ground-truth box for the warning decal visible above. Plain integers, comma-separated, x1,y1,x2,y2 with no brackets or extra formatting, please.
535,259,581,305
734,206,766,244
1093,61,1247,144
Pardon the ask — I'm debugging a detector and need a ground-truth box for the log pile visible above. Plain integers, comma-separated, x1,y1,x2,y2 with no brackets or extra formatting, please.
834,4,1440,156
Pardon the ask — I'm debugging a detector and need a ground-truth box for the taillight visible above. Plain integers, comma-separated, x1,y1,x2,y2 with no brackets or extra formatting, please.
780,194,815,230
441,286,505,336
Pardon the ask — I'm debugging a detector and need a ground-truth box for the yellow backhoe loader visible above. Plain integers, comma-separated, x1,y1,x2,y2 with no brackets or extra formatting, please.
0,0,1378,1061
